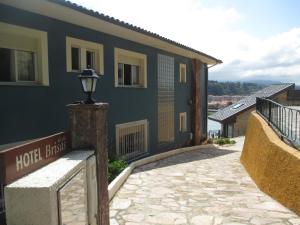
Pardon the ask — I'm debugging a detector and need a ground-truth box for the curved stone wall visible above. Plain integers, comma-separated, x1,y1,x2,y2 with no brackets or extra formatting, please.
241,112,300,215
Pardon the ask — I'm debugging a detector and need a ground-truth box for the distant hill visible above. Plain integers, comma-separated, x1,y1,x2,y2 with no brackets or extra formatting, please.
239,79,282,85
208,80,266,96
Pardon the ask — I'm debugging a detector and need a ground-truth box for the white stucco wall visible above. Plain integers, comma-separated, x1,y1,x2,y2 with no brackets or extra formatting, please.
5,150,94,225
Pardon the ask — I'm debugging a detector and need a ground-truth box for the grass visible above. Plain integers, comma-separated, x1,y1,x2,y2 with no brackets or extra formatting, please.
213,137,236,146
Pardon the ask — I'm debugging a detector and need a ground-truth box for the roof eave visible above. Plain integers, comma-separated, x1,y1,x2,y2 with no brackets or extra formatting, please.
0,0,222,65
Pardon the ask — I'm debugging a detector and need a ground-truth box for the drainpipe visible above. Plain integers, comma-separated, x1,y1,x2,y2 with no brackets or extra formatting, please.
208,59,222,69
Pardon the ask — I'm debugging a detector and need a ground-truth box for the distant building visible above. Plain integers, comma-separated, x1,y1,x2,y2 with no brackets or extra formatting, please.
209,84,300,137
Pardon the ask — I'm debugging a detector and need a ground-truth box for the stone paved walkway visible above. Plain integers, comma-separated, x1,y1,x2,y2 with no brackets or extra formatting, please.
110,138,299,225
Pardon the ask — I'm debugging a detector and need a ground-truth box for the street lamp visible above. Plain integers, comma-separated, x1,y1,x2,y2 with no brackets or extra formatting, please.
78,69,99,104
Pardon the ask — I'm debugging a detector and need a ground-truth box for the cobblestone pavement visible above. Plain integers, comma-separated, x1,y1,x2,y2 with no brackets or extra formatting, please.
110,139,299,225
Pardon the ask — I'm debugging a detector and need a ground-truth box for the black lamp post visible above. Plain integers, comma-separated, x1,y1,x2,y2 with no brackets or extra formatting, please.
78,69,99,104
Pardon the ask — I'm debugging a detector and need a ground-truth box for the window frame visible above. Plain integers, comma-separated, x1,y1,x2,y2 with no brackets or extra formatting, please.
66,36,104,75
114,48,147,88
179,63,187,83
12,49,38,82
179,112,187,132
0,22,49,86
115,119,149,160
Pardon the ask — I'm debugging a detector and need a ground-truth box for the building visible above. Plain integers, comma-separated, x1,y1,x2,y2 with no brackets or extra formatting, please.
0,0,222,162
209,83,300,138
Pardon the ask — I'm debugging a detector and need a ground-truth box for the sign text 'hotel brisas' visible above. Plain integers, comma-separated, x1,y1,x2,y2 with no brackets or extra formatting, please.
0,132,70,185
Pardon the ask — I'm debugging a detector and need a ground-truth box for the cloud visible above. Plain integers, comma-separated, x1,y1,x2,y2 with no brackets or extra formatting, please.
70,0,300,84
212,28,300,84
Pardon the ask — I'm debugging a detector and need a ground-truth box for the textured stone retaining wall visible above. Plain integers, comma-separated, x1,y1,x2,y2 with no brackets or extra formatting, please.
241,112,300,215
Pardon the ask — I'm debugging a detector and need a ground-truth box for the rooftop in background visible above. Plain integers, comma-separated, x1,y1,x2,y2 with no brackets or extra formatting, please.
209,83,295,122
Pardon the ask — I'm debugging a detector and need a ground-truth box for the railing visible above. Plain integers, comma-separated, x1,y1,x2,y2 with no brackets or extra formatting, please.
116,120,149,161
256,97,300,149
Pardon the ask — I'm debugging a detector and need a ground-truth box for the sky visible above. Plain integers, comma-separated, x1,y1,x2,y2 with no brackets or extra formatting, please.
70,0,300,84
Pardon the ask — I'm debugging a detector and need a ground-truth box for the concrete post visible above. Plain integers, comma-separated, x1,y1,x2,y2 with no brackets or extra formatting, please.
67,103,109,225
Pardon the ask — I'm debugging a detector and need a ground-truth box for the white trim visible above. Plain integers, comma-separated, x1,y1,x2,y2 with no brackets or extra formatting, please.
115,119,148,129
114,48,147,88
179,63,187,83
66,36,104,75
0,22,49,86
0,0,220,65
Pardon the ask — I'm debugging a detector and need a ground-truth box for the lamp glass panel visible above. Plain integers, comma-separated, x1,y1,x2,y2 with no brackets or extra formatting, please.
92,78,97,92
81,77,97,93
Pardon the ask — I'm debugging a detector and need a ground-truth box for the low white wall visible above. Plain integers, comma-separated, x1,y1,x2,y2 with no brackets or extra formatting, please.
5,150,94,225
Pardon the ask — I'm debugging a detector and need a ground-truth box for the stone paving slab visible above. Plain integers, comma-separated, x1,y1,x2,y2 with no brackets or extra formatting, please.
109,141,299,225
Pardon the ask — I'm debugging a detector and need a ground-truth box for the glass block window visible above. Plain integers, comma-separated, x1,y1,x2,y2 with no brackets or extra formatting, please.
116,120,148,161
158,54,175,145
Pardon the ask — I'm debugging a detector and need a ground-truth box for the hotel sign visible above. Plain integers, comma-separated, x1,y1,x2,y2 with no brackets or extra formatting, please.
0,132,70,185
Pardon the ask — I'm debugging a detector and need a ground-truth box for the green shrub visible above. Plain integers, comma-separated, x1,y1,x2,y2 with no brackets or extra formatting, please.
108,159,127,183
213,137,236,146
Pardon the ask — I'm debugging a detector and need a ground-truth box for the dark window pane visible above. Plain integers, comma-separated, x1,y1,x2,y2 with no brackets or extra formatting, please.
86,50,94,69
124,64,131,85
0,48,12,81
71,47,80,70
118,63,123,85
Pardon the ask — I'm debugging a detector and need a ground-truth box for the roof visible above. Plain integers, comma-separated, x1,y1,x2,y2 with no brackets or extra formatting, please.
51,0,222,64
0,0,222,65
209,83,295,122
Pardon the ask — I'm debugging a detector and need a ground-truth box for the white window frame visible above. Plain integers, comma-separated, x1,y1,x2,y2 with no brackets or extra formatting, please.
66,36,104,75
179,63,187,83
179,112,187,132
0,22,49,86
114,48,147,88
115,119,149,160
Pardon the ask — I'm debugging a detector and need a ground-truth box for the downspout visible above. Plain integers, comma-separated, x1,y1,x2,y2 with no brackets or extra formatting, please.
208,59,222,69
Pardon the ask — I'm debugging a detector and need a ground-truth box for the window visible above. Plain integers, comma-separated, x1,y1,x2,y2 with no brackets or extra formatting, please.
158,54,175,145
114,48,147,87
179,112,187,132
0,22,49,85
71,47,80,71
231,103,244,110
0,48,36,82
116,120,148,161
179,63,186,83
66,37,104,75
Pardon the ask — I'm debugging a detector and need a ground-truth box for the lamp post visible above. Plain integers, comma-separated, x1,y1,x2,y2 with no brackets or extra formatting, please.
78,69,99,104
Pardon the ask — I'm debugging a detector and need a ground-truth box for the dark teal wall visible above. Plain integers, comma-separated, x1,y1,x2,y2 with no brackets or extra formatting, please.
0,4,195,155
